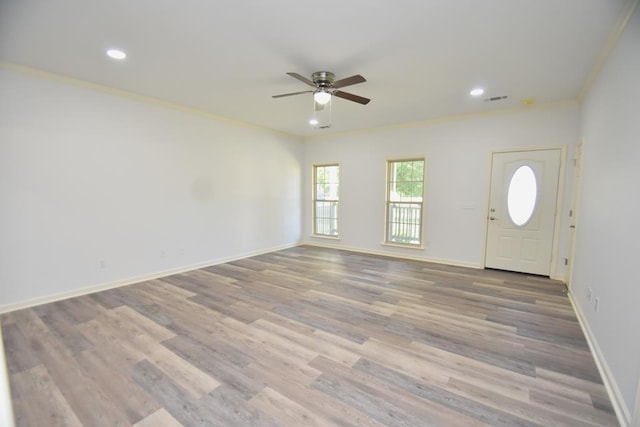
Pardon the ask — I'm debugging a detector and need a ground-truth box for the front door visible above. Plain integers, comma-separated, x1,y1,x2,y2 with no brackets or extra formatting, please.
485,149,561,276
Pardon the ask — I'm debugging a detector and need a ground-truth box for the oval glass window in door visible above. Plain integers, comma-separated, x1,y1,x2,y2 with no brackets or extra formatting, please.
507,165,537,226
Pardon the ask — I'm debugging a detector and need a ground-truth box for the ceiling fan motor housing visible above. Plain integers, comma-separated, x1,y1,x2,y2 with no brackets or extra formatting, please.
312,71,335,87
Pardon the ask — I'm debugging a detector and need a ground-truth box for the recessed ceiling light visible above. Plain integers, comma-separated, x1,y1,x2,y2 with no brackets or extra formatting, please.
470,88,484,97
309,118,319,126
106,49,126,60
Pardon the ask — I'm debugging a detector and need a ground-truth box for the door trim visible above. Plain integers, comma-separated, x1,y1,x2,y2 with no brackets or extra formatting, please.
566,142,584,289
482,146,567,279
633,376,640,427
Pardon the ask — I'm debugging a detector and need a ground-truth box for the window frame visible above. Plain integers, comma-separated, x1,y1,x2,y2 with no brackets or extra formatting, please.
312,163,341,239
384,157,426,248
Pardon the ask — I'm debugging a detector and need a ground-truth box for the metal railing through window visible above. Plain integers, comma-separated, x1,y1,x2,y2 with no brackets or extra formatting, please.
315,201,339,236
388,203,421,244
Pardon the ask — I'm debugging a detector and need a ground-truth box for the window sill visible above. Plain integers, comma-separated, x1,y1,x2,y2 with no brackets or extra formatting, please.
380,241,424,250
311,234,341,241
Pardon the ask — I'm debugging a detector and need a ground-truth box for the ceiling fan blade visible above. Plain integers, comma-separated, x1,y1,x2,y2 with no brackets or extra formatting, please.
286,72,315,87
333,90,371,105
272,90,313,99
332,74,366,89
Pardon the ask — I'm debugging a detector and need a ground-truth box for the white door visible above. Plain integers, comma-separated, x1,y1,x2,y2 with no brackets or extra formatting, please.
485,149,561,276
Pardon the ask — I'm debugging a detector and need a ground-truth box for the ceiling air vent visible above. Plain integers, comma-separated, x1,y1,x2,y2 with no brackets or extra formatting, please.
484,95,508,102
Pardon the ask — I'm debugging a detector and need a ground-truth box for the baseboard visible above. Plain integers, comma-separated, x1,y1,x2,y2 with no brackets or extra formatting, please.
568,292,630,427
2,241,481,313
300,240,483,270
0,327,15,427
0,242,301,314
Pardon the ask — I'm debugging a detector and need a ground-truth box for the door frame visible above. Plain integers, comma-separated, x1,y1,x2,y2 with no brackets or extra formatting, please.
482,146,567,279
566,142,583,290
633,374,640,427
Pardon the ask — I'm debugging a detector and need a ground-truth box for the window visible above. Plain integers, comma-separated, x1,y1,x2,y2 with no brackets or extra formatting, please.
507,165,538,226
385,158,425,246
313,164,340,237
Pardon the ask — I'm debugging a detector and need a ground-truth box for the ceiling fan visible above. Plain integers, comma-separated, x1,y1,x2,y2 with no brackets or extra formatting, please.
272,71,370,105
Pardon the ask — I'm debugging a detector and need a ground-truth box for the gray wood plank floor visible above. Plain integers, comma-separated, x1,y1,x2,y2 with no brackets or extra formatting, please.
1,246,618,426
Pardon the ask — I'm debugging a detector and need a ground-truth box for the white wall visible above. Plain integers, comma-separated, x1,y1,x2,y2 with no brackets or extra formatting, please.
0,68,303,310
573,4,640,424
303,105,579,277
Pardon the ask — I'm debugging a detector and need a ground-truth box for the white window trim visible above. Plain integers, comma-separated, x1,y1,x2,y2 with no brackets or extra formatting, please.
312,163,341,238
383,157,426,248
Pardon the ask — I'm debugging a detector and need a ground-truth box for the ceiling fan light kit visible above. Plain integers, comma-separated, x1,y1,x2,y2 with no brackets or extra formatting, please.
273,70,370,129
312,96,332,129
313,90,331,105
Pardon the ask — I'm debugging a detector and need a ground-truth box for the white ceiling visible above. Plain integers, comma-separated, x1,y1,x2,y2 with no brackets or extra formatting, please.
0,0,630,137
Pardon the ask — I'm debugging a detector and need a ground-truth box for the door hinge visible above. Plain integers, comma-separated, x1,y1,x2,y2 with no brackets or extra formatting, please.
569,209,573,217
564,258,568,266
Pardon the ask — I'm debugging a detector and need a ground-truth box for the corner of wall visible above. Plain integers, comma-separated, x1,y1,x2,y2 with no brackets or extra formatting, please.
569,292,631,427
633,379,640,426
0,326,15,427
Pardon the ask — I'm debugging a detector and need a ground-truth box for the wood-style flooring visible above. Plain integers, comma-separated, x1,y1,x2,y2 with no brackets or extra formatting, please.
1,246,618,426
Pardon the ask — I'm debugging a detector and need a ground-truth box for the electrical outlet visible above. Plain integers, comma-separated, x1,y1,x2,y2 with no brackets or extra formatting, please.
587,287,592,302
594,297,600,313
